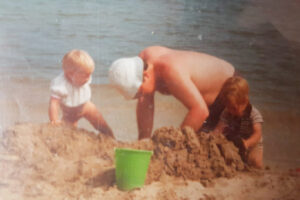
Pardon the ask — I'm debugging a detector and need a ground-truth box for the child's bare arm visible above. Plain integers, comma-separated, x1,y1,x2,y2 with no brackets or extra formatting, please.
243,122,262,149
49,97,61,124
137,94,154,140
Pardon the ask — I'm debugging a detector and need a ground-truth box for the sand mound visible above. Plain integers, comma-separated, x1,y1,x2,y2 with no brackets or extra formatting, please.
1,124,120,198
1,124,244,188
0,123,299,199
0,123,156,198
147,127,245,184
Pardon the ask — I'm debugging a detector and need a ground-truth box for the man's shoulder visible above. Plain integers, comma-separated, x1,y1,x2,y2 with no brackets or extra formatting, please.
141,46,170,61
154,59,182,81
142,46,167,53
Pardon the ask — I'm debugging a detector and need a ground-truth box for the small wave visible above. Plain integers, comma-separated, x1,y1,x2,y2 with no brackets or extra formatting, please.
228,30,258,37
123,17,135,22
58,12,90,17
66,34,76,38
87,34,107,39
0,75,49,85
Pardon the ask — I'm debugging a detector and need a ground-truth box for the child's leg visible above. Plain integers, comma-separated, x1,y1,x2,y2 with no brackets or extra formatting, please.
246,143,263,169
82,101,114,138
61,105,84,126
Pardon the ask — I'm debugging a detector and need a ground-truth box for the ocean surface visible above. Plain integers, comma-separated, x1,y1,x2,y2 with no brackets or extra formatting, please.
0,0,299,167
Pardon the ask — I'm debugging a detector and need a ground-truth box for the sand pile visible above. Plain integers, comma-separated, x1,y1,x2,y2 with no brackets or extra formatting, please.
147,127,245,184
0,123,299,200
1,123,120,198
1,124,244,188
0,123,156,198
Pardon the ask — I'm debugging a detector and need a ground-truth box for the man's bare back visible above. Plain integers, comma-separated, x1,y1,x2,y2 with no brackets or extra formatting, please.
110,46,235,139
139,46,234,105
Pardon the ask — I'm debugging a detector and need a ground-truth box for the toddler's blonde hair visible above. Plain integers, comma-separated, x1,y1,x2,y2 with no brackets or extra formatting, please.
62,49,95,73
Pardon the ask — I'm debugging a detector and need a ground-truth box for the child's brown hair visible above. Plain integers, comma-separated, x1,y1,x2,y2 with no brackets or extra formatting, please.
220,76,249,108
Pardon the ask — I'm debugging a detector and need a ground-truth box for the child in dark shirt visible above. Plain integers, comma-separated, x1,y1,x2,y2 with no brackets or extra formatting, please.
213,76,263,169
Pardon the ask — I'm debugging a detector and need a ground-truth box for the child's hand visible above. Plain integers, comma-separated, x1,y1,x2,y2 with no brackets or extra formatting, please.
242,139,249,150
231,136,246,151
211,129,221,136
227,135,246,160
50,120,62,126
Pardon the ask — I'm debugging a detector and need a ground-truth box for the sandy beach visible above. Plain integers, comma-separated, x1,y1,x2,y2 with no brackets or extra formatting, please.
0,79,299,199
1,0,300,199
0,123,299,200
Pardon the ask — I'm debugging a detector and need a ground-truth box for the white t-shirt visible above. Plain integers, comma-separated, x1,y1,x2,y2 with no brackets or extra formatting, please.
50,73,91,107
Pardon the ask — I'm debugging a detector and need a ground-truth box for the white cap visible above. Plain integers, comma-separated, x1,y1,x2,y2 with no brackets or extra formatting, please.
109,56,144,99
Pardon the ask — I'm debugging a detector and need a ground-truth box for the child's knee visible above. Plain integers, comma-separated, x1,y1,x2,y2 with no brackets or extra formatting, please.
247,149,263,169
82,101,98,115
249,157,263,169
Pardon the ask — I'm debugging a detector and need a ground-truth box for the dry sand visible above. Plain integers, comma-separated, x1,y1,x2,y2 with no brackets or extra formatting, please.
0,123,299,200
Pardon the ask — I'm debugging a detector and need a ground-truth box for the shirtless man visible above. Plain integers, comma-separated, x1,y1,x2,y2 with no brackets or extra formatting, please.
109,46,234,139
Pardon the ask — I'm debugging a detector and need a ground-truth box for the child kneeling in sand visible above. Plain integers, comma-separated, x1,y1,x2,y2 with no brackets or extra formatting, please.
48,49,114,138
213,76,263,168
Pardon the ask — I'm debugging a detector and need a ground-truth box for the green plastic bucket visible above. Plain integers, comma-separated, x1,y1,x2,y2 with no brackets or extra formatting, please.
115,148,153,191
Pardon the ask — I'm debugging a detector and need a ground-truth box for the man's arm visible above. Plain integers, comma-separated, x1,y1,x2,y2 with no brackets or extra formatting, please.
136,93,154,140
48,97,61,124
161,65,209,132
243,123,262,149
